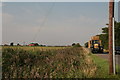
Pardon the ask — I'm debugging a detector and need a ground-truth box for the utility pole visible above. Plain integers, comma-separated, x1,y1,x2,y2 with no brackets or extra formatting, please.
109,0,115,74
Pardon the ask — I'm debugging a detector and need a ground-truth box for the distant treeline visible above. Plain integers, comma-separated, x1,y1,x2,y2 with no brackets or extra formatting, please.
3,42,81,47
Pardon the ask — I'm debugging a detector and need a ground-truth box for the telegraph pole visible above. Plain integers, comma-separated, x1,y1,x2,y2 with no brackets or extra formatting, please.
109,0,115,74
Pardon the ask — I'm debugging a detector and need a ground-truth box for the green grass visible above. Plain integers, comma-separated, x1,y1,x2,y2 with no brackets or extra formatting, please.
90,54,120,78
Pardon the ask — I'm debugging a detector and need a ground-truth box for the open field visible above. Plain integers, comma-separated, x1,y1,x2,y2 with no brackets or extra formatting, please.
2,46,69,51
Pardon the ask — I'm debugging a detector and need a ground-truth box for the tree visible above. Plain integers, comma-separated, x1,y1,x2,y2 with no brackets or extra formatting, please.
72,43,81,47
84,42,88,48
72,43,76,46
34,43,39,46
10,42,14,46
76,43,81,47
17,43,20,46
115,22,120,46
97,21,120,49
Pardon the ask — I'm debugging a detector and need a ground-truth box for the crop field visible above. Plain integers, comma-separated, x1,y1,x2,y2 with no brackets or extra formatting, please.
2,46,69,51
2,46,98,78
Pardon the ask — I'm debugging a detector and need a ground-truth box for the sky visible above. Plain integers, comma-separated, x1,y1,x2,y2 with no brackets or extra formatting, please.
118,1,120,21
0,1,1,76
1,0,120,2
1,2,119,46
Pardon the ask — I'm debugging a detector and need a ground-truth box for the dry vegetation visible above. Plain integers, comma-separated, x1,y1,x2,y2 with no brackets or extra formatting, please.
2,46,97,78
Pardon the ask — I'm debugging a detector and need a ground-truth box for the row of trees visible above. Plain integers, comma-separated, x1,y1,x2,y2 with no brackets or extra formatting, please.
98,21,120,49
4,42,46,46
5,42,81,47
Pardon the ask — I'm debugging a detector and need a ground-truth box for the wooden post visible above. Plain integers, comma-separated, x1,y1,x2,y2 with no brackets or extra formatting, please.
109,0,114,74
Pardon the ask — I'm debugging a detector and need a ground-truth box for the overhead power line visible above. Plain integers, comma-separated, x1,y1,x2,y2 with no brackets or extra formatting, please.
32,2,55,42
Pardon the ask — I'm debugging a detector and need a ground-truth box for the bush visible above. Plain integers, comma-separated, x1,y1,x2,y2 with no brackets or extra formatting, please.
72,43,81,47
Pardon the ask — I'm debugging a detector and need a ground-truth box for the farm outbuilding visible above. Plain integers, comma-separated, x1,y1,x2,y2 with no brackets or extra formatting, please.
28,43,39,46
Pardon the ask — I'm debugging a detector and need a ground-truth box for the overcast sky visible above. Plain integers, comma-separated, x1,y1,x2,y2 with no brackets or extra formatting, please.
118,1,120,21
1,2,119,46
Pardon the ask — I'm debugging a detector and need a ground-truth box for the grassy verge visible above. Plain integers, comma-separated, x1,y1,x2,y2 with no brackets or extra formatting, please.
90,54,120,78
